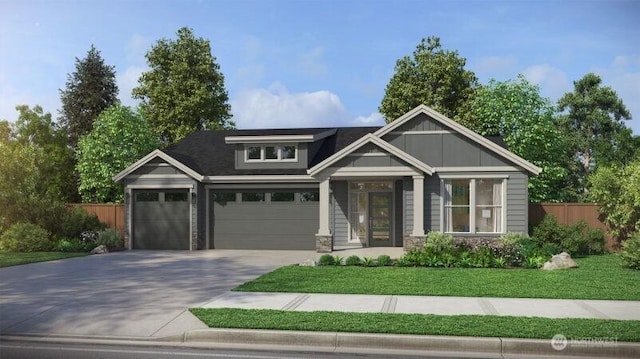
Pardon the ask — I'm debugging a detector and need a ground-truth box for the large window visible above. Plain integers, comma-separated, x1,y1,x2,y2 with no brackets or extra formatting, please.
245,145,297,162
444,179,503,233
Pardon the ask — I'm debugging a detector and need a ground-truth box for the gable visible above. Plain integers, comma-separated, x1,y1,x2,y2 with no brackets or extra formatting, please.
113,149,204,182
128,160,191,177
333,143,414,168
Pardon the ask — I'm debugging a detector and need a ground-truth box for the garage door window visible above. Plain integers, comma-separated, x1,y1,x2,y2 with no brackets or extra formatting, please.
300,192,319,202
272,192,294,202
214,192,236,203
242,192,265,202
136,192,159,201
165,192,188,202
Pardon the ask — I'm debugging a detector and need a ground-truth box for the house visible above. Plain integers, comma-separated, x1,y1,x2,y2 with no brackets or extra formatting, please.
114,105,541,252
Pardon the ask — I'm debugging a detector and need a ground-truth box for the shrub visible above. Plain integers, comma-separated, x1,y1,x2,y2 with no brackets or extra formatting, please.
332,255,343,265
493,257,507,268
53,238,92,252
345,255,362,266
533,215,603,256
318,254,335,266
95,229,122,250
524,255,547,269
471,246,494,268
362,257,375,267
532,215,564,247
424,231,454,253
620,233,640,270
60,207,106,240
376,254,392,266
586,228,606,255
0,222,52,252
500,232,528,246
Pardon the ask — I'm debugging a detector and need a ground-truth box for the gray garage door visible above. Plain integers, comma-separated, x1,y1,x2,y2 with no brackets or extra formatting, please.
211,190,319,250
133,190,190,249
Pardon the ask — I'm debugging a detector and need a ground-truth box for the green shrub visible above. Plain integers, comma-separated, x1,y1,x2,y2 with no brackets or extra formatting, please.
53,238,92,252
532,215,564,247
362,257,375,267
524,255,547,269
493,257,507,268
457,250,473,268
95,229,122,250
471,246,494,268
0,222,52,252
541,243,561,257
424,231,454,253
376,254,392,266
395,257,409,267
533,215,603,256
60,207,106,240
586,228,606,254
318,254,335,266
500,232,528,246
332,255,343,265
620,233,640,270
345,255,362,266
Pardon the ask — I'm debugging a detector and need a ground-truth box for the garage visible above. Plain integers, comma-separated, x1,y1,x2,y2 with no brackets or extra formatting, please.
133,189,190,249
210,190,319,249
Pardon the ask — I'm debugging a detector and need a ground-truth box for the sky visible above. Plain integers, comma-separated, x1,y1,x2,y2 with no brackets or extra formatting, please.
1,0,639,134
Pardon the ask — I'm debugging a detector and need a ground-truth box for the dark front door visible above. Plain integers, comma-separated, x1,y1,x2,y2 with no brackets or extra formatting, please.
368,192,392,247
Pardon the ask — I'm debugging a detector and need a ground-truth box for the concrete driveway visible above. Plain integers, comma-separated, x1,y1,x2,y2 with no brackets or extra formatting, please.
0,250,315,339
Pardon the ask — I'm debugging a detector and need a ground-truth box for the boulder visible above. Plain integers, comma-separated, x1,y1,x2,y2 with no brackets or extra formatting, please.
542,252,578,270
299,259,316,267
90,245,109,255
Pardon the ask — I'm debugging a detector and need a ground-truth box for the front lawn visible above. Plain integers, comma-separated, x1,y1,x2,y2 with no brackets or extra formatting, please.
190,308,640,342
0,252,87,268
235,254,640,300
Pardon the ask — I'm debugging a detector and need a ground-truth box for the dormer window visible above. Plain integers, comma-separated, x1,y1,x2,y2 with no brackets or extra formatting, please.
245,145,297,162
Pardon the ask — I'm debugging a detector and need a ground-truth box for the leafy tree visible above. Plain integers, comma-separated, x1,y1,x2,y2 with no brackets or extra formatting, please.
59,45,119,149
12,105,77,202
77,105,159,203
379,36,478,122
589,157,640,241
557,73,634,196
467,76,573,202
133,27,233,145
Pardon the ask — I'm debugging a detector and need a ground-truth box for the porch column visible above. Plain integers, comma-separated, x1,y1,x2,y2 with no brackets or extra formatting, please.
411,175,425,237
315,177,332,252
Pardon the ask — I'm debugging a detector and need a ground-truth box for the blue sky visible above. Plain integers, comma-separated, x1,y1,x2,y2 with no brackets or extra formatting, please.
1,0,639,134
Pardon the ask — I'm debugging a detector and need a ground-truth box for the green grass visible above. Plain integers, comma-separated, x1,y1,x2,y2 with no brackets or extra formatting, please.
235,254,640,300
190,308,640,342
0,251,88,267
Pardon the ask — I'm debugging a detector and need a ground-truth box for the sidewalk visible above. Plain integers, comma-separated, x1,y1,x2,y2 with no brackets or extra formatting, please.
201,291,640,320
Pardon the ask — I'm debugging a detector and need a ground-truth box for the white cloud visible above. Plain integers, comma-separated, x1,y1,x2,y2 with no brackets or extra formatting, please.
522,64,572,100
612,55,640,69
231,82,382,129
116,65,145,108
296,46,328,78
126,34,151,64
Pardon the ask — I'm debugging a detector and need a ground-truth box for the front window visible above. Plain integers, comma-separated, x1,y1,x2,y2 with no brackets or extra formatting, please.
247,146,261,160
245,144,297,162
444,179,503,233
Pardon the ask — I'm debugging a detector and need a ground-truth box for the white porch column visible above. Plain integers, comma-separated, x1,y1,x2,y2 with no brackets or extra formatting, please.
317,177,331,236
411,175,425,237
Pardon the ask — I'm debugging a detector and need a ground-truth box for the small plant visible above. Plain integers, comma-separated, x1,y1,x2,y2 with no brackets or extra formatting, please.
457,251,473,268
620,233,640,270
95,229,122,250
53,238,92,252
493,257,507,268
0,222,52,252
471,247,494,268
500,232,529,246
524,255,547,269
424,254,443,267
345,255,362,266
441,252,456,268
395,256,409,267
318,254,335,266
424,231,454,253
376,254,392,266
333,255,343,265
362,257,375,267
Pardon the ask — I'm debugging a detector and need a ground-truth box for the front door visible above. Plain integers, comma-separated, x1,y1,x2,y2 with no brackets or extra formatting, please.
368,192,392,247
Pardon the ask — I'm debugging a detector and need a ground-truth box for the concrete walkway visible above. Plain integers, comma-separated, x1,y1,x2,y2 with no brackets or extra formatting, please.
201,291,640,320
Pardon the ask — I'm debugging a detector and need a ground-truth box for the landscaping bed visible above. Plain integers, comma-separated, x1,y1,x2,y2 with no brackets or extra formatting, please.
0,251,87,268
190,308,640,342
234,254,640,300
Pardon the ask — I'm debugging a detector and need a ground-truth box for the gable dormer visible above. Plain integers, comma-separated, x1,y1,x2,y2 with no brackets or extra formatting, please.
225,128,336,170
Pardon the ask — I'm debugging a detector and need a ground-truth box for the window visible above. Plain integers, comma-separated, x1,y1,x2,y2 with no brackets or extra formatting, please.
271,192,294,202
136,192,159,202
348,182,393,243
444,179,503,233
242,192,265,202
300,191,319,202
165,192,188,202
213,192,236,203
244,145,297,162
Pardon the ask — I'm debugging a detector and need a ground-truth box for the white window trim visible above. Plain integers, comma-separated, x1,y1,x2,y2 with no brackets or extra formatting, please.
347,181,394,244
244,144,298,163
441,178,506,234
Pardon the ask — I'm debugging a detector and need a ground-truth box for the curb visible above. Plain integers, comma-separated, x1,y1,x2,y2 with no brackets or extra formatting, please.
173,329,640,358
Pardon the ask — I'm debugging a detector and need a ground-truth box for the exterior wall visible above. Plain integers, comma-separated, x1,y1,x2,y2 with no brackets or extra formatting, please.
235,143,309,170
331,180,349,247
394,179,403,247
403,177,413,235
425,175,441,232
505,171,529,233
333,143,406,168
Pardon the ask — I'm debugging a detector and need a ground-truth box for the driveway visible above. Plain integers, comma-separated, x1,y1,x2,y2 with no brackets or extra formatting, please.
0,250,315,338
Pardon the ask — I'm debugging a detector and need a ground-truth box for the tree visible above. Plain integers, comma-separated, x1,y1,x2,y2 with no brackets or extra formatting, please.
133,27,233,146
589,157,640,241
557,73,634,196
13,105,76,202
59,45,119,149
77,105,159,203
467,76,574,202
379,36,478,122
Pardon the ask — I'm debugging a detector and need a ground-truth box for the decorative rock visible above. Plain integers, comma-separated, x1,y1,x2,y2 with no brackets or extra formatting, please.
542,252,578,270
403,236,425,252
315,235,332,253
299,259,316,267
90,245,109,255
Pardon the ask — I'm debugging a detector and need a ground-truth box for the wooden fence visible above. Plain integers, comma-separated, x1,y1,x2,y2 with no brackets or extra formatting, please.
71,204,125,238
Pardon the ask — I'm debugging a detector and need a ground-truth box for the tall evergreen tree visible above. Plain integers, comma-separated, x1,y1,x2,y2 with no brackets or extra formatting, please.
133,27,233,146
59,45,119,149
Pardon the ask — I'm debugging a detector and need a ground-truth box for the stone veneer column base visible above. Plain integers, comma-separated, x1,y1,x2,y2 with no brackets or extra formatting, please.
403,235,425,252
315,234,333,253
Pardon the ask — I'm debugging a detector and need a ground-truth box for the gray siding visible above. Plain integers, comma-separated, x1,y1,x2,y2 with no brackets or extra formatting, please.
332,181,349,247
506,172,529,233
394,180,403,247
235,143,308,170
425,175,441,232
130,164,187,176
403,177,413,235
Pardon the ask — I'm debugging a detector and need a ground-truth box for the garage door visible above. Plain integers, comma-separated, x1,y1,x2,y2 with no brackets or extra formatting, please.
133,190,190,249
211,190,319,249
